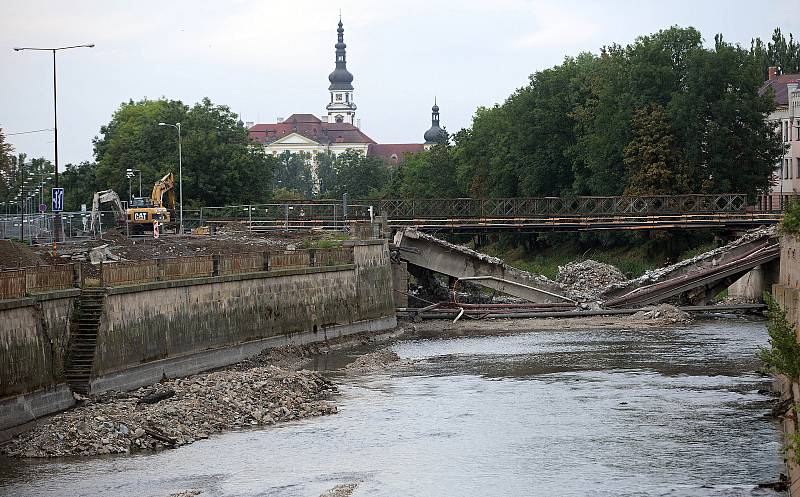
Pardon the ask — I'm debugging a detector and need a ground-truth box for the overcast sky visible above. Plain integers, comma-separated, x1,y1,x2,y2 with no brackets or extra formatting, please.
1,0,798,167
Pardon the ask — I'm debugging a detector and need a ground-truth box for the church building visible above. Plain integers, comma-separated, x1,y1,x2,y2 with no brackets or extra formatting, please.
247,19,445,166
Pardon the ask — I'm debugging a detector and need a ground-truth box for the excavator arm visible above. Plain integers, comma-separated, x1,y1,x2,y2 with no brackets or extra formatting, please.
151,172,174,208
90,189,125,232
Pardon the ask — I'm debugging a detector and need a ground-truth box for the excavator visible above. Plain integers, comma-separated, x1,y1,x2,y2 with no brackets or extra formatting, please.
90,172,177,234
127,172,176,232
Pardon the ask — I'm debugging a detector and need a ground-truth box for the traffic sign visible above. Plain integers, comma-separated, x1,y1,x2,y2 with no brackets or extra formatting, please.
52,188,64,212
39,203,47,213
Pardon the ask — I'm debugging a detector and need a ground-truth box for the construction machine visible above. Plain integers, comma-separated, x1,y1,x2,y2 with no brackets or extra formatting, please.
90,189,127,233
127,172,176,232
90,172,177,235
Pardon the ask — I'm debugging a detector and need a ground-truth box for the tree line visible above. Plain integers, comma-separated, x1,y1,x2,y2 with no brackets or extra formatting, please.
0,26,796,212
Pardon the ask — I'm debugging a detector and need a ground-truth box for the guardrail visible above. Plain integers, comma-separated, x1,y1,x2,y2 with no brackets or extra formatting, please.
0,264,76,299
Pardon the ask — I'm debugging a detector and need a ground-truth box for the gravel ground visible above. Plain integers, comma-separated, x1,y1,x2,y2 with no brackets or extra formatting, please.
1,365,336,458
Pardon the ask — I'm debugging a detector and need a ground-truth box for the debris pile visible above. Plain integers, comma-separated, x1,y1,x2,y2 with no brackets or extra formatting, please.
345,349,403,371
318,483,361,497
556,260,627,299
1,366,337,458
631,304,692,324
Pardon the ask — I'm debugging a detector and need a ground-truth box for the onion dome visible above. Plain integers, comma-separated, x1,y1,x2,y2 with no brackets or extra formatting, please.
424,99,447,144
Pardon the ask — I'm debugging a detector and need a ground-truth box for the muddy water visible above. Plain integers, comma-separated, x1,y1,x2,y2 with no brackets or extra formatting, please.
0,318,786,497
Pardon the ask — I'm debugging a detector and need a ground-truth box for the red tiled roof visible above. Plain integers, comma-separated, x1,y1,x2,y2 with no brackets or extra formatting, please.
367,143,425,164
759,74,800,106
248,114,375,145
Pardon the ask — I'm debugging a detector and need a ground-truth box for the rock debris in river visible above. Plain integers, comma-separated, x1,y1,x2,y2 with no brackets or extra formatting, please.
318,482,360,497
631,304,692,324
345,349,405,372
0,366,337,458
556,259,627,299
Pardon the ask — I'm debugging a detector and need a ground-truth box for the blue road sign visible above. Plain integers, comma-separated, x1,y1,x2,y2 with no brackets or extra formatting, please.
52,188,64,212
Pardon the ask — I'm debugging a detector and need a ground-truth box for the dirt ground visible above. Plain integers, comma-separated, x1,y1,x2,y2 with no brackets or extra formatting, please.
0,228,346,269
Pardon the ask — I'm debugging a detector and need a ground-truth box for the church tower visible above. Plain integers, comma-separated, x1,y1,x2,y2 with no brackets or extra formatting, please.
326,18,357,126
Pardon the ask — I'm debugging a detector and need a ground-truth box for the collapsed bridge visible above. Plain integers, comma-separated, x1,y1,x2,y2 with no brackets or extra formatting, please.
392,226,779,309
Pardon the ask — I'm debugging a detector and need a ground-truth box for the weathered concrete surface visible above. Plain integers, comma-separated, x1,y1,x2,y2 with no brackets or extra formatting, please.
771,235,800,497
91,316,395,394
0,290,79,398
394,229,571,303
729,260,780,300
392,261,409,308
0,384,75,440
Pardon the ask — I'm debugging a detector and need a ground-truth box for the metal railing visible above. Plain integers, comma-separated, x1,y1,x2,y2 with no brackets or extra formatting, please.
373,194,758,220
200,202,374,232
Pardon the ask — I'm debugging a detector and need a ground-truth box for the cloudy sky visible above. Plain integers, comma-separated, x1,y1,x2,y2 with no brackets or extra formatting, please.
1,0,797,166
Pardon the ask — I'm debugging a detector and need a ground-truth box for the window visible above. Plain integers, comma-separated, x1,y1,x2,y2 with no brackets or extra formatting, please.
796,120,800,140
345,93,349,102
786,159,791,179
336,94,342,101
785,121,790,142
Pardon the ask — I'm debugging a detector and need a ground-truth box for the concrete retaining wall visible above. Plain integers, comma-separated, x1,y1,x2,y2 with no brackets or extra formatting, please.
772,235,800,497
0,240,395,431
0,290,79,398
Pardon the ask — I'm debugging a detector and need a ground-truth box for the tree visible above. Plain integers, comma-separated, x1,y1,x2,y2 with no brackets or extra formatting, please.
317,150,389,198
61,162,100,211
623,103,688,195
273,151,314,199
0,128,15,204
389,144,462,198
93,97,275,207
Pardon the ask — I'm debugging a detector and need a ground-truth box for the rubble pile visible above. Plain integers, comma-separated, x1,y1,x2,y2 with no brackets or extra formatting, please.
1,366,337,458
606,226,777,294
318,483,360,497
345,349,403,371
631,304,692,324
556,260,627,299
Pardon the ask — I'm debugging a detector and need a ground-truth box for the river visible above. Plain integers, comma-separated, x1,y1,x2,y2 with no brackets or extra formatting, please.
0,317,787,497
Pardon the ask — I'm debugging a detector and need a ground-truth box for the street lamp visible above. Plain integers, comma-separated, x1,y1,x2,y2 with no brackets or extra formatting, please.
126,168,142,198
158,122,183,234
14,43,94,240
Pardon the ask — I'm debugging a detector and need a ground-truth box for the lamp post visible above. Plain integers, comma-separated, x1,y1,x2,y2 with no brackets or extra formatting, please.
126,168,142,199
13,43,94,241
158,122,183,234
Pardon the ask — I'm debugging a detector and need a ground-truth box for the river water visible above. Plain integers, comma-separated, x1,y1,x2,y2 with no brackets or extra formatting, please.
0,317,787,497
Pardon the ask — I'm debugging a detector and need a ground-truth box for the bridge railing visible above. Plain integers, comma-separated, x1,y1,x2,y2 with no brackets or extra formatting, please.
373,194,753,220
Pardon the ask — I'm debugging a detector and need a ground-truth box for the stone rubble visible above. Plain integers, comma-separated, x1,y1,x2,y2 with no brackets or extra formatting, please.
0,365,337,458
318,482,360,497
345,349,403,371
556,260,627,299
631,304,692,324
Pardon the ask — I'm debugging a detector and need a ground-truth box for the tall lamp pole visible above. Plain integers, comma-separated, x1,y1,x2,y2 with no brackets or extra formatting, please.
13,44,94,241
158,122,183,234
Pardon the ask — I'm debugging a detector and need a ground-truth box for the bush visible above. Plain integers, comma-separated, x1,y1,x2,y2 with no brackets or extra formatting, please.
759,292,800,382
781,199,800,235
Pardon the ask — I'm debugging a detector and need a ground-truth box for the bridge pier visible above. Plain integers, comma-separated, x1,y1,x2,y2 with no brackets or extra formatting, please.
728,260,779,301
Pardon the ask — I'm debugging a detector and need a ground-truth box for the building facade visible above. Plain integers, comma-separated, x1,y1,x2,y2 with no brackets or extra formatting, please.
247,19,445,168
760,67,800,196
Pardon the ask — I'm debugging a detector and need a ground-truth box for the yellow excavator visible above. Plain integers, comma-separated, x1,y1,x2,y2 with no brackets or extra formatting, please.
92,173,177,234
127,172,176,232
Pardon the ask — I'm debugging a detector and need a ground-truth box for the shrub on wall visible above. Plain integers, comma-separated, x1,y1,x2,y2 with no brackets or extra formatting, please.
759,292,800,381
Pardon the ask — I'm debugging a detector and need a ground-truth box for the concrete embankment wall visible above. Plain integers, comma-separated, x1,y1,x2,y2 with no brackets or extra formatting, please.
772,235,800,496
0,240,395,432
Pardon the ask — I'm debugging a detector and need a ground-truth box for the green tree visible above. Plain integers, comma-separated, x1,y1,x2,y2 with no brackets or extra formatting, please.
317,150,389,198
0,128,15,204
61,161,100,211
93,97,275,207
274,151,314,199
390,144,462,198
623,103,688,195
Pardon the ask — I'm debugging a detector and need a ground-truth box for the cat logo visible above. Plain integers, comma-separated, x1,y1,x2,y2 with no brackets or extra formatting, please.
134,212,148,221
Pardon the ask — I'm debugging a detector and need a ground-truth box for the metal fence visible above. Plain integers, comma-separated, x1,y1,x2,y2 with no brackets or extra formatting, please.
200,202,374,232
373,194,758,220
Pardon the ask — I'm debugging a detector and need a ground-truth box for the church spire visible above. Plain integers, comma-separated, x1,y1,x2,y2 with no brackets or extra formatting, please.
328,18,354,91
